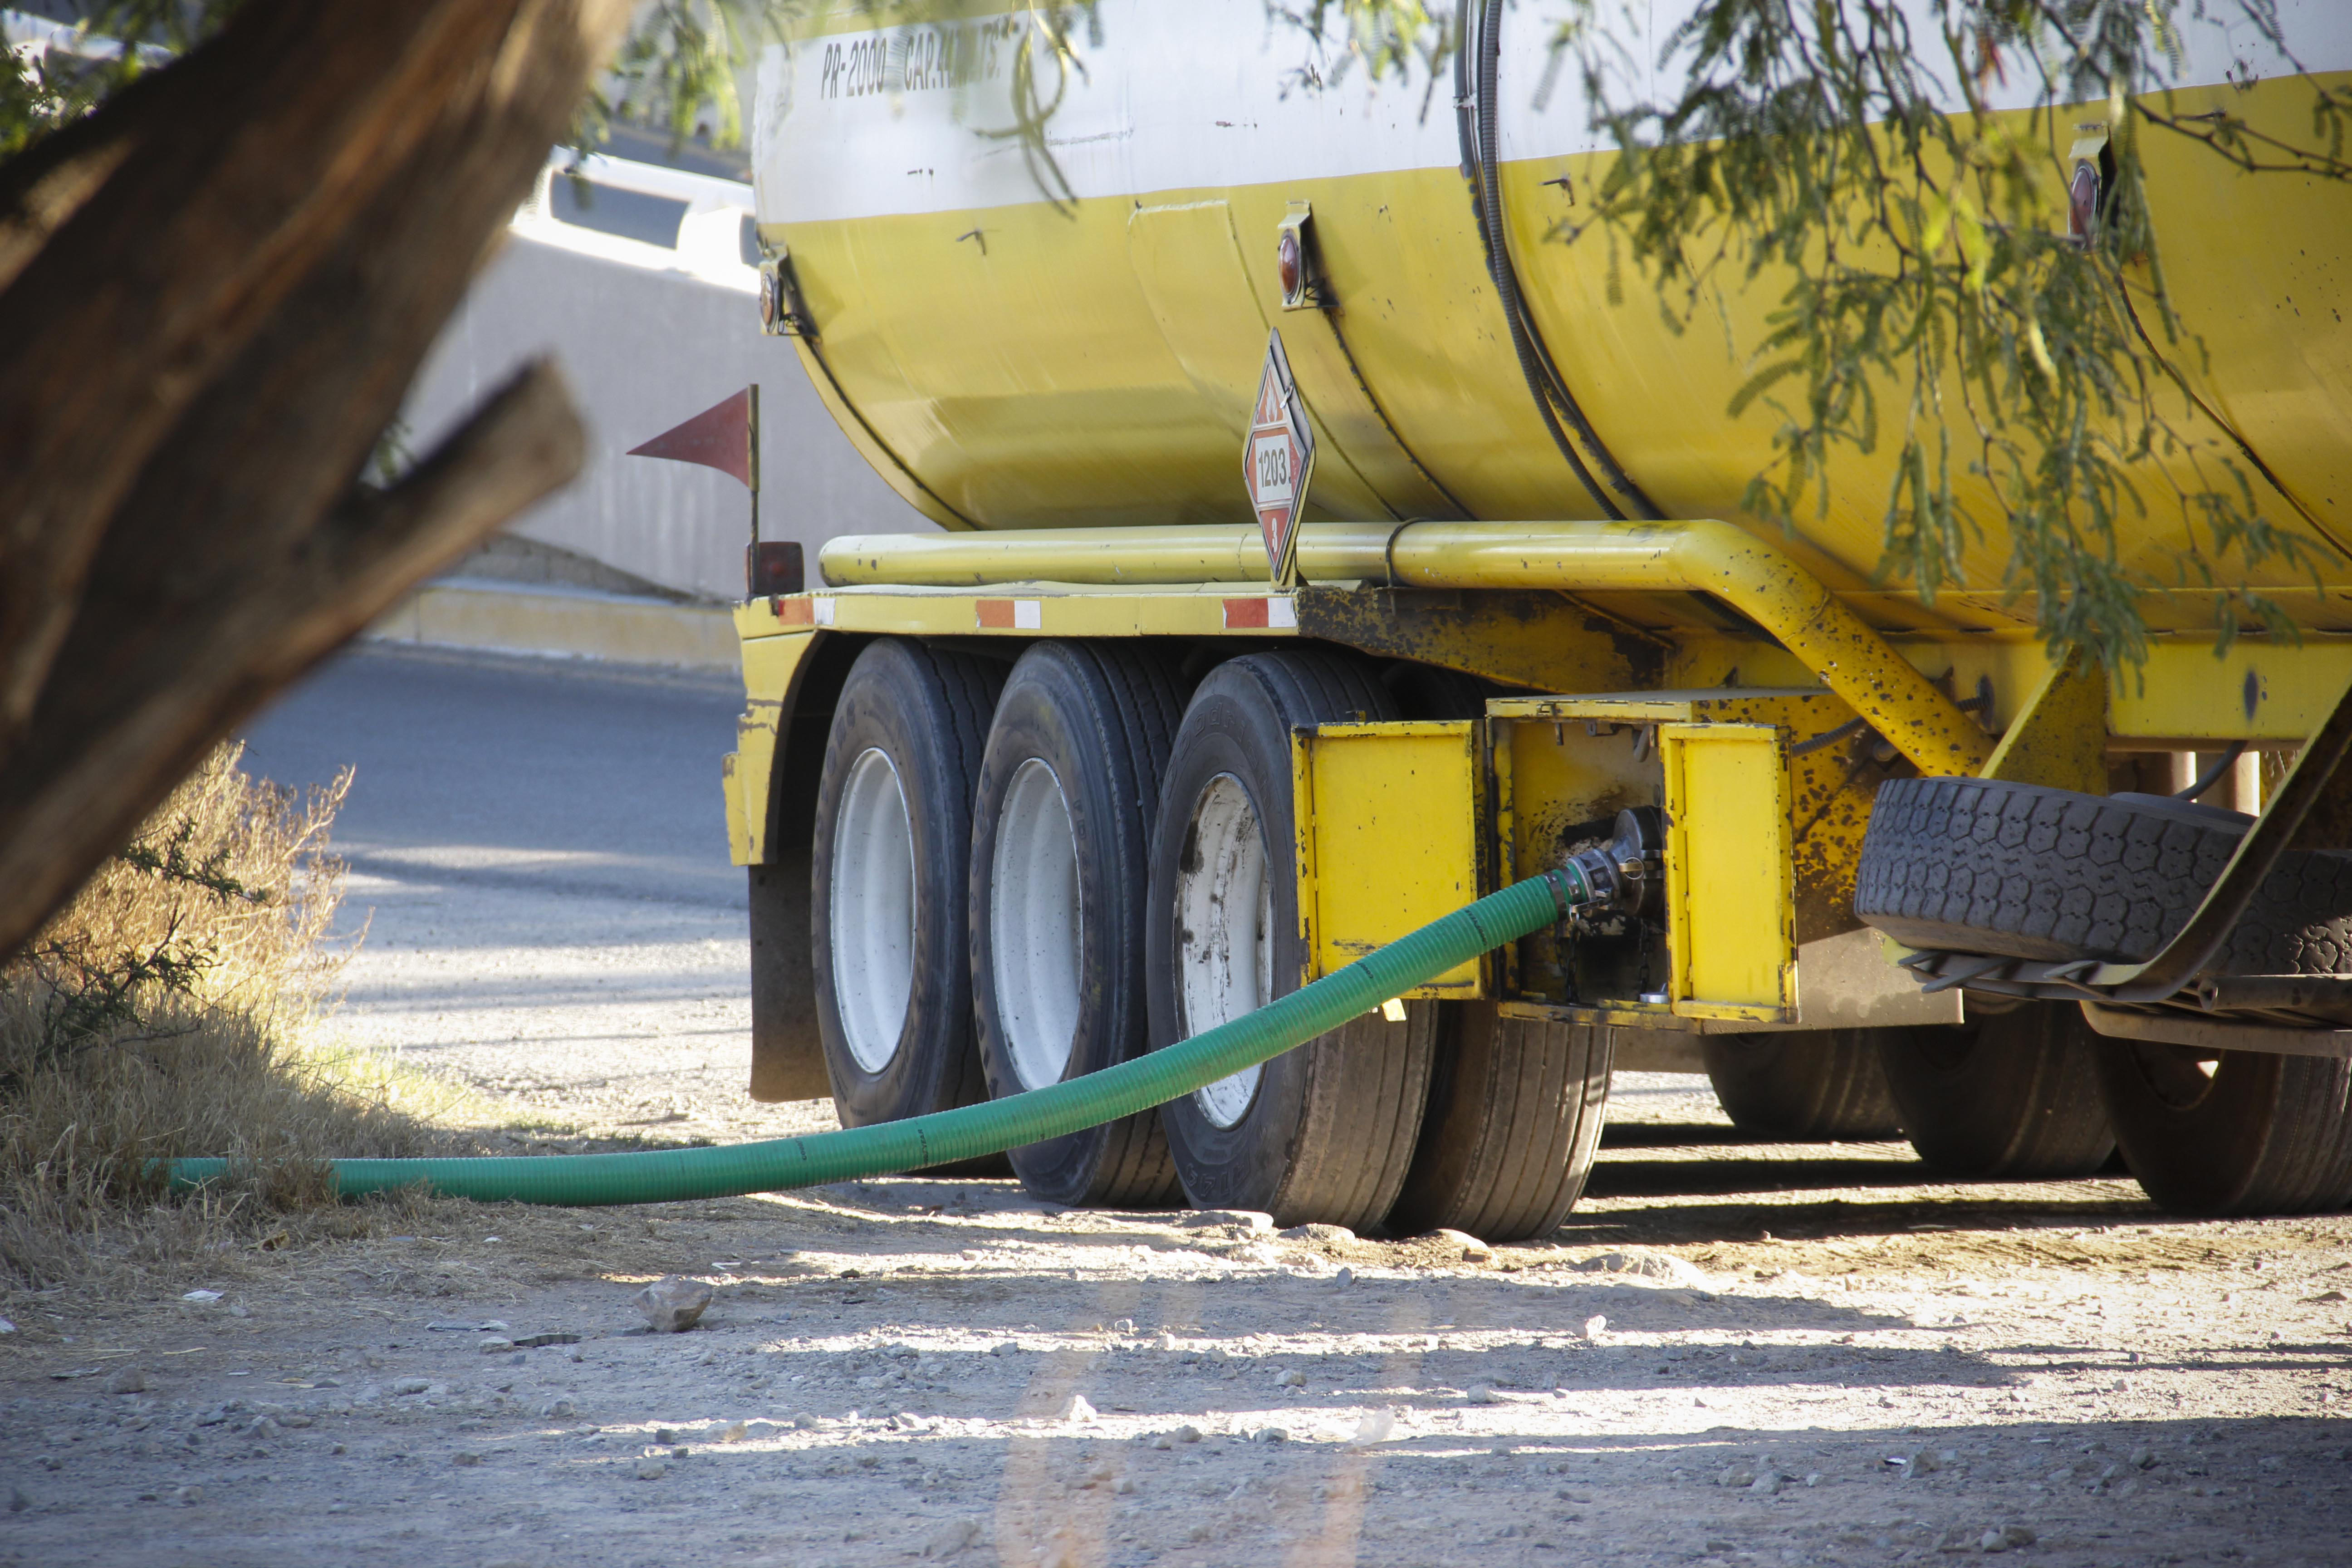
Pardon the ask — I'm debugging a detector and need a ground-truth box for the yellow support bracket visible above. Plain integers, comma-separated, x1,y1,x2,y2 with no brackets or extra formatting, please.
1660,721,1798,1023
1291,721,1487,997
1980,648,2107,792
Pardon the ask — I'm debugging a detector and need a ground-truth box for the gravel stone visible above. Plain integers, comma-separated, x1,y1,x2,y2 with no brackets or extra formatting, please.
1572,1248,1711,1289
1427,1228,1494,1263
1179,1210,1273,1232
633,1276,713,1333
921,1518,982,1558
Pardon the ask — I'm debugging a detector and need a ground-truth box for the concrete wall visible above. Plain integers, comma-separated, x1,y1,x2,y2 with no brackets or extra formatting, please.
402,190,934,603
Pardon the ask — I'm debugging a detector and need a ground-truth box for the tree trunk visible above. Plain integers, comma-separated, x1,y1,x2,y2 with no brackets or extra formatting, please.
0,0,632,964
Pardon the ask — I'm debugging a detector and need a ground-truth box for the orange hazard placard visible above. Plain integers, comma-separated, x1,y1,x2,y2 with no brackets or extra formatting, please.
1242,330,1315,587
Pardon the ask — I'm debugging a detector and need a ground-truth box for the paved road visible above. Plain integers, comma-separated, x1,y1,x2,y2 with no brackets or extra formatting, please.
237,643,836,1138
240,642,746,912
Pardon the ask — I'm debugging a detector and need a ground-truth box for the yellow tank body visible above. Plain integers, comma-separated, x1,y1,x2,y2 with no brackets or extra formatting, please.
750,1,2352,635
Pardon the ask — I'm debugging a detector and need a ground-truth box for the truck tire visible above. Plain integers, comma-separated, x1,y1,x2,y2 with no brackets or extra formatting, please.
1874,1008,2116,1177
1700,1029,1905,1140
811,639,1002,1132
1144,651,1435,1229
1386,1004,1612,1242
2096,1044,2352,1214
1855,775,2352,970
970,642,1185,1208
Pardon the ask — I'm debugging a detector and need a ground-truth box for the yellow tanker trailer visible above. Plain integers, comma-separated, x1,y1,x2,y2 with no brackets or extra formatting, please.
720,0,2352,1231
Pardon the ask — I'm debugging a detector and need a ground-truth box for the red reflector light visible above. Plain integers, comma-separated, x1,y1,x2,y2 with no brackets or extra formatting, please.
2067,161,2100,247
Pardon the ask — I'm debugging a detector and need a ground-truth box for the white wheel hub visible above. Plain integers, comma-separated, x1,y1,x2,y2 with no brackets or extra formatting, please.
830,746,916,1074
1175,772,1273,1128
990,757,1084,1090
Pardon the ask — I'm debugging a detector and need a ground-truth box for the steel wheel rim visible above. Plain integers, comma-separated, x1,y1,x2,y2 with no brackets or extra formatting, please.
2128,1040,2223,1112
1176,772,1271,1128
991,757,1084,1091
831,746,916,1074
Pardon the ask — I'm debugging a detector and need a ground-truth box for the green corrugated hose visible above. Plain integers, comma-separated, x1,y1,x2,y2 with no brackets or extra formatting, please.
166,872,1571,1206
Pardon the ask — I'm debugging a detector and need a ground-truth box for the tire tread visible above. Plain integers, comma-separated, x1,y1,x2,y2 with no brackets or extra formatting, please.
1388,1009,1610,1242
1857,776,2352,971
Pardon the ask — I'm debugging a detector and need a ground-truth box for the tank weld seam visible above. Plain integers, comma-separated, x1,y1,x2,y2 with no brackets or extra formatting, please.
1318,309,1474,522
800,335,978,531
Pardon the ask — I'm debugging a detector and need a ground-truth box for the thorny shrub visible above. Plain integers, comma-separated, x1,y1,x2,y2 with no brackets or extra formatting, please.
0,745,457,1290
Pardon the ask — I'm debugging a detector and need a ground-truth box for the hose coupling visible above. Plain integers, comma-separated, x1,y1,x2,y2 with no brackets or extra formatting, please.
1551,806,1665,925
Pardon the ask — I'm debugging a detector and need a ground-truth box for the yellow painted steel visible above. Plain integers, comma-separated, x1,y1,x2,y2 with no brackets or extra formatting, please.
821,520,1994,775
1487,689,1870,952
769,67,2352,634
744,584,1298,643
1979,650,2111,794
2106,637,2352,746
782,331,973,529
815,527,1283,588
1289,721,1486,998
727,627,820,867
721,751,751,866
1659,723,1798,1024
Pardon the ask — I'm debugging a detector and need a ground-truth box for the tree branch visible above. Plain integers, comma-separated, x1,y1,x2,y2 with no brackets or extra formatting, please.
0,0,564,750
0,366,583,965
0,0,628,965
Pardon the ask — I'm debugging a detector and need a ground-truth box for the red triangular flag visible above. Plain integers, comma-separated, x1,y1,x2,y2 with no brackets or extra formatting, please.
629,387,754,489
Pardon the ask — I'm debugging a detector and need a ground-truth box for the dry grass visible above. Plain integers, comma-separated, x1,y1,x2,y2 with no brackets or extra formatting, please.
0,745,474,1291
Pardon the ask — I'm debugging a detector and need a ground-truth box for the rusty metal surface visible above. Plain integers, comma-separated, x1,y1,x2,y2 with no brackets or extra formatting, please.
1293,586,1658,694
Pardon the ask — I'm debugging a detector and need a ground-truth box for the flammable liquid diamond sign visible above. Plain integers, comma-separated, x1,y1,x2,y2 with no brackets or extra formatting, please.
1243,330,1314,587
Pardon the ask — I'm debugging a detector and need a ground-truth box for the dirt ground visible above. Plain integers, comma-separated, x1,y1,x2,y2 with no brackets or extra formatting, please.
6,654,2351,1565
5,1063,2352,1568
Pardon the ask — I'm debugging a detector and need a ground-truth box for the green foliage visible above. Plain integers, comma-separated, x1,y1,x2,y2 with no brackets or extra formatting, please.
1269,0,1453,110
0,3,237,159
1318,1,2352,673
580,3,1106,211
1550,0,2351,674
11,817,265,1071
588,0,765,157
114,818,268,909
